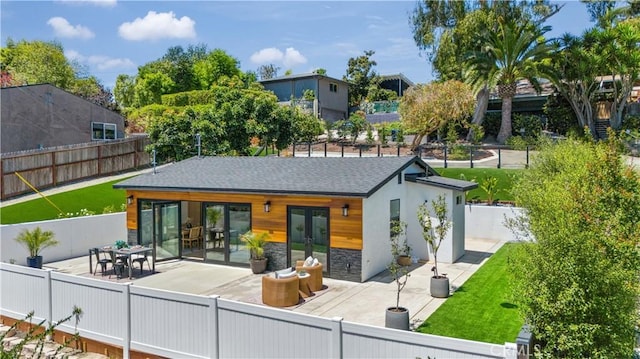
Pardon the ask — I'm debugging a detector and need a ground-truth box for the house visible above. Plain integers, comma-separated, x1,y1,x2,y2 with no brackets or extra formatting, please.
260,73,349,122
379,73,414,97
113,156,477,282
0,84,125,153
363,73,414,124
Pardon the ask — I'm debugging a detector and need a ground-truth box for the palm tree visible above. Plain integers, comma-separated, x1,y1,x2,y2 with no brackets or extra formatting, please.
465,19,556,144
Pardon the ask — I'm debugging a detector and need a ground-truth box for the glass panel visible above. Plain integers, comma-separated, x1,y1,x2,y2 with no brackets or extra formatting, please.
92,122,104,140
155,203,180,260
204,204,225,262
139,201,153,247
228,204,251,264
311,209,328,271
104,124,116,139
289,208,306,266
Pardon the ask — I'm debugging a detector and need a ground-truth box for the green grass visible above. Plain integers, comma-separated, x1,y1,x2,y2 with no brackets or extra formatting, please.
0,179,129,225
416,243,523,344
434,168,523,202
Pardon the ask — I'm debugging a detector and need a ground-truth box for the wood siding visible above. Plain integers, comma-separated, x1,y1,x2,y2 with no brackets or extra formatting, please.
126,190,363,250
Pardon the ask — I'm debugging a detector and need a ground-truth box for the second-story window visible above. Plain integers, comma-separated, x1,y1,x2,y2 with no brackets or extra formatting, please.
92,122,117,140
329,83,338,92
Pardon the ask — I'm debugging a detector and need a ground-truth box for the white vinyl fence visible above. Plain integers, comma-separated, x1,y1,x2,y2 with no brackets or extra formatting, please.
1,263,515,359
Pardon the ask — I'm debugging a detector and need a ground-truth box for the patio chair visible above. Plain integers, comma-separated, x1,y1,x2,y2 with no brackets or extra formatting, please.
91,248,112,276
108,251,126,279
132,251,151,275
295,260,324,292
262,274,300,307
182,226,202,249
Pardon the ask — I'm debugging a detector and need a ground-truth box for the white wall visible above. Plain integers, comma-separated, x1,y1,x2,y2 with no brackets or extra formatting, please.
465,205,525,242
1,213,127,265
361,172,406,282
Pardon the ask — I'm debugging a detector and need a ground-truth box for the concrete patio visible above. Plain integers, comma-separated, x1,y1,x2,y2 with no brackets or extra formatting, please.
45,237,505,329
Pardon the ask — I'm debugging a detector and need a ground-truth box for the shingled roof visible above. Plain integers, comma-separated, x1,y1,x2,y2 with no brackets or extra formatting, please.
114,156,447,197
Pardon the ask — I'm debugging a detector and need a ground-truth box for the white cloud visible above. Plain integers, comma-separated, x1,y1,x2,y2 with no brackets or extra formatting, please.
65,50,135,71
47,17,95,39
250,48,284,64
118,11,196,41
283,47,307,67
250,47,307,67
56,0,117,7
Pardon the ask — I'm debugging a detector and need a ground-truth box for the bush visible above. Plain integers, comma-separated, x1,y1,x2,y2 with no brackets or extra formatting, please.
506,136,528,151
482,112,501,138
511,113,543,138
543,93,578,135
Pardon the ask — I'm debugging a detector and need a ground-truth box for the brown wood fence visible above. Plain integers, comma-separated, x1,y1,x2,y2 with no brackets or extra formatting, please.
0,137,151,200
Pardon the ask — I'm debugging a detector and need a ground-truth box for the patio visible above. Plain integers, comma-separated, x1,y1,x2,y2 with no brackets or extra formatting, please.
44,237,504,328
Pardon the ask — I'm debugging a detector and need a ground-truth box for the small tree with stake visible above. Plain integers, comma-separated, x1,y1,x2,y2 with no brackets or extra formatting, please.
385,220,412,330
418,194,452,297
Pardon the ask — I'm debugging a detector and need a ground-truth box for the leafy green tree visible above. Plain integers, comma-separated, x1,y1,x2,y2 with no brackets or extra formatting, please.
113,74,137,110
508,133,640,358
399,80,474,150
343,50,379,107
160,44,208,92
290,107,324,144
464,19,556,144
193,48,241,89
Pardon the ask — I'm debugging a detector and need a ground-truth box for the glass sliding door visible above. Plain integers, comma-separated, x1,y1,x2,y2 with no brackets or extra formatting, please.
138,200,181,262
288,206,329,273
204,203,251,264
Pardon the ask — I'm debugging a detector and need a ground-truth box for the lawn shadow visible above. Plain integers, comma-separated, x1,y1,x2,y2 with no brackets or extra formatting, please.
455,250,492,265
500,302,518,309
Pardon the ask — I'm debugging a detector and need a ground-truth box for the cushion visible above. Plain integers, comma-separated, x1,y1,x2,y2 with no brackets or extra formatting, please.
274,267,294,278
304,256,314,267
312,258,320,266
278,270,298,279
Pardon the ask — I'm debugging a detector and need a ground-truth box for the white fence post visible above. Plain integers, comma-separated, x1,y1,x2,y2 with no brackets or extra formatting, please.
208,295,220,359
45,269,53,340
122,284,131,359
330,316,343,359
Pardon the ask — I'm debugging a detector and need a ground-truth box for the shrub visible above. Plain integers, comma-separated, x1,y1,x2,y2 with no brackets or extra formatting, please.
543,93,578,135
482,112,501,138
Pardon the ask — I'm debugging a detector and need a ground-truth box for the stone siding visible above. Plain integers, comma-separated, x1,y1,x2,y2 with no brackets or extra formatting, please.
329,248,362,282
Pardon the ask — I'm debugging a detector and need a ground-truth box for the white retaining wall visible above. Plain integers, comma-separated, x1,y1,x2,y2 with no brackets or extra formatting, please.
0,263,510,359
0,213,126,265
465,205,524,242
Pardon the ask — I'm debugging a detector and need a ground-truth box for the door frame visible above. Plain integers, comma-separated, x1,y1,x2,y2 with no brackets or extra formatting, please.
137,200,182,263
286,205,330,274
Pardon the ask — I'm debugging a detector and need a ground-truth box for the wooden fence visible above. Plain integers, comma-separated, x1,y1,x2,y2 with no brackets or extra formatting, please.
0,137,150,200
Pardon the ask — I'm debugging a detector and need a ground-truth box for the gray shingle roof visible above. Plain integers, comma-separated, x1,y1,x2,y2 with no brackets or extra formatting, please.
114,156,429,197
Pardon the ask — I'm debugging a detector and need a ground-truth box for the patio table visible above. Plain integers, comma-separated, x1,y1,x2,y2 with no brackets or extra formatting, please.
114,246,154,279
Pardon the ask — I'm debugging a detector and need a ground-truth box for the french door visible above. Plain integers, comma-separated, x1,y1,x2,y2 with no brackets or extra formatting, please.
288,206,329,273
139,200,181,262
203,203,251,265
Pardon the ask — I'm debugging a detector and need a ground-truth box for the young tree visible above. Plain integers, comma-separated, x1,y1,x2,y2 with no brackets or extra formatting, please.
399,80,474,151
257,64,280,80
465,19,556,144
508,132,640,357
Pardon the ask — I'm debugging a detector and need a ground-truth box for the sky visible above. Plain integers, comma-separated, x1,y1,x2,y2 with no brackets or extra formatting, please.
1,1,595,90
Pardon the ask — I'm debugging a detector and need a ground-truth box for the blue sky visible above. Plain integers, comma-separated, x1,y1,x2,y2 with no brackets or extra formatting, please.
1,1,594,89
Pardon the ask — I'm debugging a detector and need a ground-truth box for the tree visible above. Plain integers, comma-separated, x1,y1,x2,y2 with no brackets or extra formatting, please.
193,48,241,89
508,133,640,357
399,80,475,150
0,39,76,89
465,19,556,144
257,64,280,80
344,50,379,107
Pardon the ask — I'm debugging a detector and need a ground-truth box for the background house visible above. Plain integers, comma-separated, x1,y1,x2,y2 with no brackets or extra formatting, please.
114,156,476,282
364,73,414,124
260,73,349,122
1,84,126,153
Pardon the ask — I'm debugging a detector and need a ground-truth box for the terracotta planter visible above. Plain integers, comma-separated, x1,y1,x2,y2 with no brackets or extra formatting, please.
396,255,412,266
430,276,450,298
385,307,410,330
250,258,268,274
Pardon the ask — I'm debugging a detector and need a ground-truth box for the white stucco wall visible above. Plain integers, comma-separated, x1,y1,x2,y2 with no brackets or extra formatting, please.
361,172,406,282
1,213,126,265
465,205,524,241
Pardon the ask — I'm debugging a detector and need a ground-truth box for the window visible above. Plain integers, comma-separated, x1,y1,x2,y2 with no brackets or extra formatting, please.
92,122,117,140
390,199,400,236
329,83,338,92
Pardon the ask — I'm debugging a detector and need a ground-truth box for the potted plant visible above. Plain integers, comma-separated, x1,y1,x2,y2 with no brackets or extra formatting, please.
418,194,452,298
241,231,270,274
14,227,59,269
391,220,412,266
207,208,222,228
385,220,411,330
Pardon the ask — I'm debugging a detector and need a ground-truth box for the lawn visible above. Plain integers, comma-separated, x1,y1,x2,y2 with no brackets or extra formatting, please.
416,242,523,344
0,179,129,225
434,168,522,202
